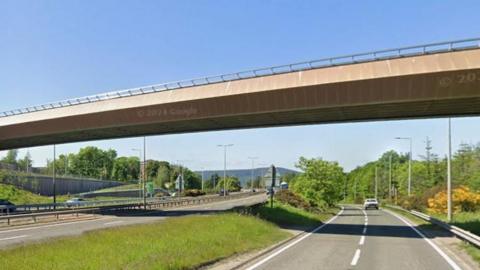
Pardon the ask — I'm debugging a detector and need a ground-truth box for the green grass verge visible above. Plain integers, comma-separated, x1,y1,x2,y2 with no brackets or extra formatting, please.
0,183,54,204
91,183,139,193
430,211,480,236
462,242,480,264
254,200,339,229
0,214,289,270
383,205,430,226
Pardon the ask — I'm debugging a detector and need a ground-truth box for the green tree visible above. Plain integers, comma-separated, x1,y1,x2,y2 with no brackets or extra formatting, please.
112,156,140,182
17,152,32,172
216,176,242,192
2,149,18,166
292,157,345,207
154,161,171,188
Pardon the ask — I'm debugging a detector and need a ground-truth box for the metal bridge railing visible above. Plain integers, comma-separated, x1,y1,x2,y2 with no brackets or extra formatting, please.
1,38,479,118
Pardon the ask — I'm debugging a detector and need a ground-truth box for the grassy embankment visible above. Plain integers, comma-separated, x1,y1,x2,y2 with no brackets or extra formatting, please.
0,183,134,204
0,183,71,204
255,200,338,229
0,194,339,269
0,214,289,270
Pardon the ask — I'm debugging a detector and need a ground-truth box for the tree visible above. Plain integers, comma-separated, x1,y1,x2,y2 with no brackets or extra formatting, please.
216,176,242,192
2,149,18,166
17,152,32,172
292,157,345,207
154,161,171,188
146,160,161,181
112,156,140,182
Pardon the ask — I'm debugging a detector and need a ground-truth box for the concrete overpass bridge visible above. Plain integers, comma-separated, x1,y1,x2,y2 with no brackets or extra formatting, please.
1,38,480,150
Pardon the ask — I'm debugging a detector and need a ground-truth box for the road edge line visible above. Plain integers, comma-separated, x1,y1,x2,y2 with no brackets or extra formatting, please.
242,206,345,270
383,208,462,270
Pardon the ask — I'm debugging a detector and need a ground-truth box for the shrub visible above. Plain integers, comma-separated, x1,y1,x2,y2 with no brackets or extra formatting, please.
184,189,206,197
400,195,425,211
428,186,480,214
274,190,312,211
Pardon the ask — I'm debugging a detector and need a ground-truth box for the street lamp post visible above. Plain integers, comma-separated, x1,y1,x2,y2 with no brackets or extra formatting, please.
218,144,233,196
375,165,378,199
53,144,57,210
132,148,142,202
447,118,453,222
201,167,205,191
395,137,413,196
248,157,258,190
389,154,392,200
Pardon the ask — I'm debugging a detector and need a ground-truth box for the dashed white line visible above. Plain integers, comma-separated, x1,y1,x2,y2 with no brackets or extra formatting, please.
362,227,367,234
359,235,365,245
0,235,28,241
245,207,345,270
351,248,361,266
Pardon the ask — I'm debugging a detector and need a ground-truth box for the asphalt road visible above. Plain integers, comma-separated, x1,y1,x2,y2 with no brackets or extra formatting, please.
0,193,266,249
244,206,463,270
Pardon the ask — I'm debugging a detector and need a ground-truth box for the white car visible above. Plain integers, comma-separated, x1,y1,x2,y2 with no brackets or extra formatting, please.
363,198,379,210
66,198,86,207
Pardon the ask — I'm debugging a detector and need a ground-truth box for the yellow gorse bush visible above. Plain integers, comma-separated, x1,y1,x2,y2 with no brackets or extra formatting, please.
427,186,480,214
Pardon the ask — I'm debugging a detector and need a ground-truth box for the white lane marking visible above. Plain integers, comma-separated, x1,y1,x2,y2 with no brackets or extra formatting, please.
0,235,28,241
359,235,365,245
0,217,112,234
245,207,345,270
384,209,462,270
103,221,124,226
362,227,367,234
350,248,361,266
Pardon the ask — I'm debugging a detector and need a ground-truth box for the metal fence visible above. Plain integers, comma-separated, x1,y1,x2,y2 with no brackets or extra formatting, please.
1,38,479,118
0,192,260,226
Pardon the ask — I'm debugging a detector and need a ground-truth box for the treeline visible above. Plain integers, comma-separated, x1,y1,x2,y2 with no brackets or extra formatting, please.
1,147,242,192
346,140,480,209
280,140,480,211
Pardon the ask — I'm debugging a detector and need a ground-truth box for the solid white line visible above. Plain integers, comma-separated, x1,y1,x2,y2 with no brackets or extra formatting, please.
0,235,28,241
245,207,345,270
350,248,361,266
103,221,124,226
359,235,365,245
0,217,111,234
384,209,462,270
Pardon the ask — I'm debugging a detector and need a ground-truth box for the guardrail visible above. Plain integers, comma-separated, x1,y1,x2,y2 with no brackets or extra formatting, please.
1,38,479,118
0,192,261,226
386,205,480,248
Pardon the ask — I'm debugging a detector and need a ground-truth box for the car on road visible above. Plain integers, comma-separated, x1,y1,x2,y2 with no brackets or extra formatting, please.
218,189,229,196
0,200,16,213
363,198,379,210
66,198,87,207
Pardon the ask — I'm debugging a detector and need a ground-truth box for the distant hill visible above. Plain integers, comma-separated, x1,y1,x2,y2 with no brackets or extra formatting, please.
195,167,298,187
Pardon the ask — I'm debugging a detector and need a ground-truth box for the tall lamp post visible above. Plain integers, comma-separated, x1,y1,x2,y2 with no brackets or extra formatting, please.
218,144,233,196
248,157,258,190
132,148,143,202
53,144,57,210
395,137,413,196
389,154,392,201
447,118,453,222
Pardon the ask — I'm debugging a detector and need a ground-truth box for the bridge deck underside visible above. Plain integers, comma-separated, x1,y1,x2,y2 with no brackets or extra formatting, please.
1,67,479,150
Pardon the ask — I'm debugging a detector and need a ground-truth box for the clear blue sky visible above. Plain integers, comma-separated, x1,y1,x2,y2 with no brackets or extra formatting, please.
1,1,479,171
